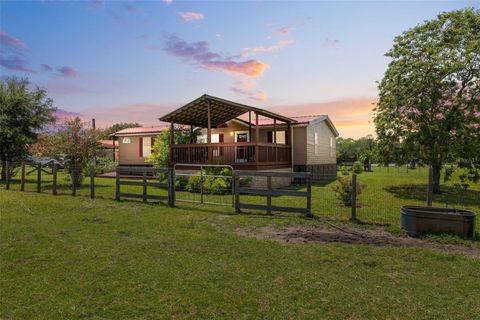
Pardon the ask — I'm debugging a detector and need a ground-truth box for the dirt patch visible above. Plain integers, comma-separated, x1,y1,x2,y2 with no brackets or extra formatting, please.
237,224,480,259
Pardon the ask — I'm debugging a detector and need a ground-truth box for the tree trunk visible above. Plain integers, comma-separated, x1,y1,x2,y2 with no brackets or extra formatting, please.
1,161,6,181
432,164,441,194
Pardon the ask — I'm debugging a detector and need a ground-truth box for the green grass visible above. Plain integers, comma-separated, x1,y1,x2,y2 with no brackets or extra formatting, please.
1,190,480,319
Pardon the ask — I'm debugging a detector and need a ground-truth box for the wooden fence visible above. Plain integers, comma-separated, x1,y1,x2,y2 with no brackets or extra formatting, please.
115,166,174,207
234,171,312,216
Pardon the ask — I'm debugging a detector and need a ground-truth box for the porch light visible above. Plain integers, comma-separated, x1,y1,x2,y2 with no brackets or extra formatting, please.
229,131,234,136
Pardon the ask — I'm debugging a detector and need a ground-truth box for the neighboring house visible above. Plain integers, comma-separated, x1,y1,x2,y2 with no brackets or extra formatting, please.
109,127,167,166
97,139,119,161
159,94,339,180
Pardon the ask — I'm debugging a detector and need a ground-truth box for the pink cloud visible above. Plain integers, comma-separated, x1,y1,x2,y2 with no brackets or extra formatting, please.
0,29,27,50
278,27,292,36
231,79,268,101
163,0,173,4
0,56,36,73
163,35,269,77
244,40,294,56
178,11,204,22
56,66,77,77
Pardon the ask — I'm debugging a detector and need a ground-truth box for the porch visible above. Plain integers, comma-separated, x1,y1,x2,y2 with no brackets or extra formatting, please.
160,95,295,170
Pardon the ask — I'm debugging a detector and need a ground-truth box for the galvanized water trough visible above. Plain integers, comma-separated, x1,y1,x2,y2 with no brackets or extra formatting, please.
401,206,477,238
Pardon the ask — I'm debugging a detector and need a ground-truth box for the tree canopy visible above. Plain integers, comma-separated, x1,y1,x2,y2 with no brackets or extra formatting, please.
102,122,141,138
374,8,480,192
0,77,57,179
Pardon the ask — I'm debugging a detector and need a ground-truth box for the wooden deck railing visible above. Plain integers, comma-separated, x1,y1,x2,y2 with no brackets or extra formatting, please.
170,142,291,169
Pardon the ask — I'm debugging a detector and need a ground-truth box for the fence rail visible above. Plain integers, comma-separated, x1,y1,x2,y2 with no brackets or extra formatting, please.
234,171,312,216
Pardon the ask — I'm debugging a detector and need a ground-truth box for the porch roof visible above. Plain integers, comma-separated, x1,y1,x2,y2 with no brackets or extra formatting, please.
159,94,296,128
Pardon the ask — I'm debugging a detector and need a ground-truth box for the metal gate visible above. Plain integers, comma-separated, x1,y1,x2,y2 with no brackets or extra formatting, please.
173,164,234,207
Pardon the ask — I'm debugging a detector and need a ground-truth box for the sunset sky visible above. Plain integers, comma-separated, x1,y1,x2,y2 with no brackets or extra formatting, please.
1,0,478,138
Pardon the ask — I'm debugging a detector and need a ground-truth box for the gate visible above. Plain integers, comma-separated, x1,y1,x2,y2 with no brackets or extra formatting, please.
173,164,234,207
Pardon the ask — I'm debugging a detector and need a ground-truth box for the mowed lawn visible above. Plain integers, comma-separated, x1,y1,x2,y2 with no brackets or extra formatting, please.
1,189,480,319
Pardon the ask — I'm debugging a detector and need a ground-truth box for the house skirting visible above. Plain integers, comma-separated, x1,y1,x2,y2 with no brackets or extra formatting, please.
294,164,337,181
240,167,293,189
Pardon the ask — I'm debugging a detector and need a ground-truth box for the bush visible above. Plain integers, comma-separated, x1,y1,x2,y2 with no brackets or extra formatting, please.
92,157,117,174
185,168,233,194
331,176,366,206
338,166,350,176
352,161,364,174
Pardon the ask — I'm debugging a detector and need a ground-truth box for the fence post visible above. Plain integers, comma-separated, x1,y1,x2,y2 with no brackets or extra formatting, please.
427,167,433,207
37,163,41,193
234,175,240,213
20,162,25,191
266,176,272,215
200,168,204,204
142,170,147,203
71,168,77,197
351,174,357,221
90,167,95,199
5,161,10,190
168,168,175,207
52,163,57,195
115,167,120,201
306,175,312,216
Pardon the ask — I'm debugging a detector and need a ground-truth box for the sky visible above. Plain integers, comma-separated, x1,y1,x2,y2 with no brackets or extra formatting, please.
1,0,478,138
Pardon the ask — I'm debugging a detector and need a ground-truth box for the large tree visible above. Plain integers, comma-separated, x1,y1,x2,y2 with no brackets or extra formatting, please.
0,77,56,180
374,9,480,193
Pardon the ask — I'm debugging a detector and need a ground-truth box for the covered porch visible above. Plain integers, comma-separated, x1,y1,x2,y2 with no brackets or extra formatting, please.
159,95,295,170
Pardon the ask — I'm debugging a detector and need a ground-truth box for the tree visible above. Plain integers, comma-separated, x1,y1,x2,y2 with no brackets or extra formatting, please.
31,117,101,186
147,126,198,168
101,122,141,138
0,77,57,180
374,9,480,193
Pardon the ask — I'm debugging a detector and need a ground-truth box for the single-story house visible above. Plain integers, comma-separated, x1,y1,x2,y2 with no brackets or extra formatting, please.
111,95,338,180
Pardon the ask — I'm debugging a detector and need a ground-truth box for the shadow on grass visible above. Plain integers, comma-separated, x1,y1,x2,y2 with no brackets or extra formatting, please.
385,183,480,209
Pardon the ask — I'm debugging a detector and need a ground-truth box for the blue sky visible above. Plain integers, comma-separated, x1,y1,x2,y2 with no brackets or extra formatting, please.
1,0,478,137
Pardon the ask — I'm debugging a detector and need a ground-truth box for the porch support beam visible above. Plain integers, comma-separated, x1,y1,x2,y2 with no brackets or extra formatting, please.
274,119,277,162
255,112,259,165
207,100,212,163
248,111,252,142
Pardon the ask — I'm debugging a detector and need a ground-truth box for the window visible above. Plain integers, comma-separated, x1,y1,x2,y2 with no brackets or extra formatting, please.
267,131,286,144
330,137,335,157
198,133,220,143
142,137,151,157
314,132,319,155
122,137,131,144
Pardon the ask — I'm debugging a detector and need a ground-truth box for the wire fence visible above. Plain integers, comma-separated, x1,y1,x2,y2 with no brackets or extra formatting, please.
1,161,478,229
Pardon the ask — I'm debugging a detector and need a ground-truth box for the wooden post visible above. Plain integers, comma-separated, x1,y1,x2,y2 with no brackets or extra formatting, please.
255,112,259,166
273,119,278,162
20,162,25,191
306,175,312,216
266,175,272,215
234,175,240,213
200,168,204,204
170,122,174,166
5,161,10,190
427,167,433,207
142,170,147,203
52,163,57,195
168,168,175,207
207,100,212,163
90,167,95,199
92,118,97,167
112,137,116,161
115,167,120,201
71,168,77,197
351,174,357,221
37,163,41,193
248,111,252,141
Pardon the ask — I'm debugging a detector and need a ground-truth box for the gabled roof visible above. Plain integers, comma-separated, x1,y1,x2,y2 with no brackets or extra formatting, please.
159,94,296,128
109,126,168,137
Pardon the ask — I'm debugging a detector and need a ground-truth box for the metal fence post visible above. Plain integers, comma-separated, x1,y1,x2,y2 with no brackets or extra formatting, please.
52,163,57,195
427,167,433,207
306,175,312,216
115,167,120,201
200,167,204,204
351,174,357,221
234,174,240,213
5,161,10,190
20,162,25,191
90,167,95,199
37,163,41,193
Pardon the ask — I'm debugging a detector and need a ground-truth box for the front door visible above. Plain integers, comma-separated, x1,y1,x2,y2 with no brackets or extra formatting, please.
234,131,249,162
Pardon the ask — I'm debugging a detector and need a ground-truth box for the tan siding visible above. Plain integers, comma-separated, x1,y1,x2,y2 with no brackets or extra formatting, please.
118,135,156,165
306,121,336,165
293,127,307,165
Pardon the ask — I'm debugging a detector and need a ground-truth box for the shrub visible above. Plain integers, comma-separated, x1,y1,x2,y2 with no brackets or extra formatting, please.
352,161,364,174
339,166,350,176
331,176,366,206
92,157,117,174
185,168,233,194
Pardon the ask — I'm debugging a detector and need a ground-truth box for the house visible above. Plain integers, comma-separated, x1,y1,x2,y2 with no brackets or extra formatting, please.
109,126,168,166
159,95,339,180
97,139,119,161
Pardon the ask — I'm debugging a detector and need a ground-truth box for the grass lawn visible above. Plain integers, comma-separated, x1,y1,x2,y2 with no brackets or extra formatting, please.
1,187,480,319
